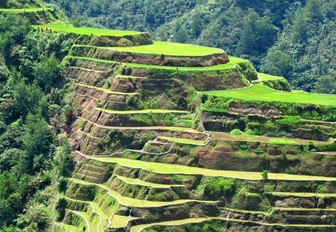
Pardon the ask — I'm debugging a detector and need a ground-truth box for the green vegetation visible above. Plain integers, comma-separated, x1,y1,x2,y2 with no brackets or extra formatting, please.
115,175,178,188
269,138,299,145
107,41,224,56
76,83,138,95
69,178,208,207
159,136,207,145
257,73,284,81
0,13,74,231
54,0,336,94
98,108,189,115
110,215,136,228
68,55,246,71
0,8,47,12
203,84,336,106
88,156,336,181
35,24,141,36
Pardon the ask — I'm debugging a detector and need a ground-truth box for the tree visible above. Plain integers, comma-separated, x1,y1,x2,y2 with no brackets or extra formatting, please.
32,53,62,92
315,72,336,94
22,114,52,173
261,48,294,79
261,170,268,180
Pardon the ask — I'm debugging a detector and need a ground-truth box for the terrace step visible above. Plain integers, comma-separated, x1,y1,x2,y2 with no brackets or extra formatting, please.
67,56,237,72
76,151,336,181
64,197,107,231
209,131,327,145
98,108,190,115
68,178,215,208
70,42,227,67
55,222,77,232
157,136,209,146
64,210,92,232
129,216,336,232
116,75,148,79
142,139,173,153
113,174,185,189
109,214,138,229
75,82,138,96
272,192,336,197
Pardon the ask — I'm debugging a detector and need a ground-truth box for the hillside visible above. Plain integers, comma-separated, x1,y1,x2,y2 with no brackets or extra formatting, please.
0,2,336,232
49,0,336,94
34,22,336,231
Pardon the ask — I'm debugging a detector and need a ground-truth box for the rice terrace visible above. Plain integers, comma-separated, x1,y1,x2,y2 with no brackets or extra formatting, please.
0,0,335,232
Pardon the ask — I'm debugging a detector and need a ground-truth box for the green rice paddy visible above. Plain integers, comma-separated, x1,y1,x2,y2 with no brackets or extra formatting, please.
203,84,336,106
67,55,247,71
106,41,224,56
98,108,189,114
34,24,141,36
159,136,207,145
87,156,336,181
257,73,285,81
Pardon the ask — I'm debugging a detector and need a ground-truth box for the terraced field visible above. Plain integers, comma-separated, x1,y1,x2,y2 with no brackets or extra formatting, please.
105,41,224,56
50,23,336,231
67,55,246,71
36,24,141,36
203,84,336,106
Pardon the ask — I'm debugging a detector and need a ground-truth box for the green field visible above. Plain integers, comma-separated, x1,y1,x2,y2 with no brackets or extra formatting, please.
68,55,247,71
106,41,224,56
203,84,336,106
76,83,138,95
98,108,189,114
257,73,285,81
0,8,47,12
159,136,207,145
34,24,141,36
83,155,336,181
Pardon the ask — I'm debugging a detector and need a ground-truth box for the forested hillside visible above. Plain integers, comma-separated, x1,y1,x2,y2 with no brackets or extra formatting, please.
0,12,74,230
48,0,336,93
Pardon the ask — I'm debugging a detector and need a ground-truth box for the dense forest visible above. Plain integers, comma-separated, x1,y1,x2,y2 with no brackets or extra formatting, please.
48,0,336,93
0,14,74,231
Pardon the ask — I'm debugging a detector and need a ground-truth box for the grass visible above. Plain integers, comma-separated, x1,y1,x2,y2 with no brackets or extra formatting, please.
102,41,224,56
0,8,48,12
69,178,211,207
34,24,141,36
269,138,299,145
67,55,247,71
114,175,179,188
130,217,336,232
159,136,207,145
76,83,138,95
110,215,137,228
82,155,336,181
116,75,147,79
257,73,285,81
56,223,77,232
272,192,336,197
130,218,211,232
98,108,189,115
203,84,336,106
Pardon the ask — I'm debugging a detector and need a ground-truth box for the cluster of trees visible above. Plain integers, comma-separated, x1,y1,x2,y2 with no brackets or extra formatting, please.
0,0,42,8
49,0,335,93
0,14,74,231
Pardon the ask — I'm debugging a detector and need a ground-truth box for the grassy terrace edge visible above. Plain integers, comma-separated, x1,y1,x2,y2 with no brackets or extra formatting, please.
78,153,336,181
33,24,142,36
65,55,246,71
73,41,224,56
202,84,336,106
